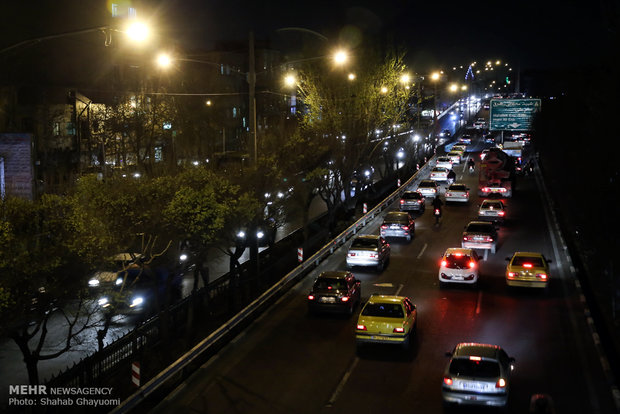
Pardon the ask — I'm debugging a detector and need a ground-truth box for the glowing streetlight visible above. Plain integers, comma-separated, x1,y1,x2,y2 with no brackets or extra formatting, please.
400,74,411,84
333,50,348,65
205,100,212,106
449,83,458,92
380,86,388,94
284,74,297,87
431,72,440,81
348,73,356,81
156,52,172,69
495,60,501,65
461,85,468,91
125,21,150,42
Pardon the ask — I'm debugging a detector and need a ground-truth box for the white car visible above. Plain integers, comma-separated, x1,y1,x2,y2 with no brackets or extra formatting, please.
447,151,462,164
452,144,467,154
438,248,481,286
417,180,438,198
445,183,470,203
436,156,453,169
478,199,506,222
430,167,449,181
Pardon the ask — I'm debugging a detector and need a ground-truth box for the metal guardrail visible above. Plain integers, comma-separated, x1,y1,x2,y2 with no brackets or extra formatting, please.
110,155,437,413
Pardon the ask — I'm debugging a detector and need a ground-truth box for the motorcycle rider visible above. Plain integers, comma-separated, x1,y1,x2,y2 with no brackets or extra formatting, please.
447,169,457,184
432,194,443,223
467,158,475,171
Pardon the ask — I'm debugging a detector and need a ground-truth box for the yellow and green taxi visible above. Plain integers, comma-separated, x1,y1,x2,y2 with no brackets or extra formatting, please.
355,295,417,350
505,252,552,289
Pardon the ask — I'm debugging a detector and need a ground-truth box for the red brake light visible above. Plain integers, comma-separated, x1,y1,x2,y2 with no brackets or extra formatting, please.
498,211,505,216
496,378,507,388
443,376,453,386
308,295,315,300
418,199,423,204
455,252,463,257
441,260,447,267
401,225,409,230
393,327,405,333
341,296,350,302
357,324,367,331
469,356,482,361
507,272,516,279
537,273,548,280
369,253,378,258
400,199,405,204
327,286,332,290
523,263,533,268
381,225,388,229
469,261,476,268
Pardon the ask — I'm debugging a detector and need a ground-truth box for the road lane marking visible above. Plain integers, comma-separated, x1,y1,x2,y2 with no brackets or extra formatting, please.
326,357,359,407
475,291,482,315
395,284,404,296
416,243,428,259
373,283,395,287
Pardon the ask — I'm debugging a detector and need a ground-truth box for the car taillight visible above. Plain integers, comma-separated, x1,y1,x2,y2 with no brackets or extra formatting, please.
418,200,423,204
463,236,470,241
466,192,469,197
496,378,507,388
469,261,476,268
482,187,490,192
357,324,367,331
446,193,451,197
484,236,493,242
507,272,516,279
537,273,548,280
308,295,315,300
393,327,405,333
400,199,405,204
369,253,378,258
498,211,505,216
348,252,355,257
443,376,453,386
441,260,447,267
381,225,388,229
523,263,532,268
401,225,409,230
341,296,350,302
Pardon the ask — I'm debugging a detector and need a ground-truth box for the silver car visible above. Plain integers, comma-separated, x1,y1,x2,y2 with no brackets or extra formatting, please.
443,342,514,408
462,221,498,253
346,235,391,271
430,167,449,182
445,183,470,203
380,211,415,242
478,199,506,223
447,151,462,164
436,156,453,169
417,180,438,198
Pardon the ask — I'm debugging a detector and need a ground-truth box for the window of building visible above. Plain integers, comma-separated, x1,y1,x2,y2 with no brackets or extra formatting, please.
111,3,118,17
66,122,76,135
232,107,237,118
53,122,60,136
129,7,136,18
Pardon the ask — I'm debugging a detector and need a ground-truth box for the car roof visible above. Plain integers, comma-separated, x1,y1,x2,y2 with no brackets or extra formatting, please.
355,234,380,240
420,179,436,185
448,183,466,189
453,342,502,359
467,221,495,227
367,294,407,305
512,252,544,258
444,247,474,256
385,211,409,219
317,271,351,279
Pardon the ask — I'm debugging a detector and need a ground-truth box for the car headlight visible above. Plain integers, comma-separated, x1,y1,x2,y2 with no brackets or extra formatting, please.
88,279,100,287
257,231,265,239
130,297,144,307
179,253,188,262
115,277,123,286
98,297,109,306
237,230,246,238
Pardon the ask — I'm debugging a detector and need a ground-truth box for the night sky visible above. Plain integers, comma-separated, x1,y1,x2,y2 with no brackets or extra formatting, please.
155,0,616,71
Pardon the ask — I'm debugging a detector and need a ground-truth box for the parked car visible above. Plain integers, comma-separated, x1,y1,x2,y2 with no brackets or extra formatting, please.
346,235,390,271
505,252,552,289
307,271,361,315
399,191,426,213
380,211,415,242
462,221,499,253
445,183,470,203
356,295,417,350
442,342,514,408
439,248,481,287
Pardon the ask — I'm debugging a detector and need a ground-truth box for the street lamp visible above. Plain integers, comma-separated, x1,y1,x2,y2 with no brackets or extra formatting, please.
430,72,441,145
284,73,297,87
348,73,356,81
333,50,348,65
125,21,150,42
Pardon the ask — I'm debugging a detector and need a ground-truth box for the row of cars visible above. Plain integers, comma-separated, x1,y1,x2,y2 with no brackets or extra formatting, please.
305,132,550,409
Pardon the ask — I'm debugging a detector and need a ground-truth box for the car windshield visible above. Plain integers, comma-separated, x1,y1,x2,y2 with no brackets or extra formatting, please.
314,278,347,290
444,254,473,269
482,201,503,209
362,303,404,318
402,192,421,200
351,238,377,249
449,185,466,191
512,256,545,267
449,358,500,378
466,223,494,233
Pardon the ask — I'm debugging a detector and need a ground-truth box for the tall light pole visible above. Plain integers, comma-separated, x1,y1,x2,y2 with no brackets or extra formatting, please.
431,72,441,147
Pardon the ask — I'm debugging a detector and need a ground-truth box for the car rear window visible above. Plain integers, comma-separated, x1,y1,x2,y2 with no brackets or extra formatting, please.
419,181,435,188
351,238,377,249
482,201,503,209
402,192,422,200
512,256,544,267
449,185,467,191
444,254,473,269
385,212,408,221
466,223,494,233
362,303,404,318
449,358,500,378
314,278,346,290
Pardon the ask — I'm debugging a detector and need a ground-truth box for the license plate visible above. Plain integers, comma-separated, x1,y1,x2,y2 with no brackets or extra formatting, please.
462,382,487,391
320,297,336,303
453,276,463,280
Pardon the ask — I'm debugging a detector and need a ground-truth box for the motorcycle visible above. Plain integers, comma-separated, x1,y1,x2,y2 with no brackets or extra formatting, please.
468,164,475,174
434,208,442,225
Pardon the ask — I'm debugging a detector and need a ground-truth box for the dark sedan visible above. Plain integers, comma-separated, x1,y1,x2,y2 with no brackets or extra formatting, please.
380,211,415,242
399,191,425,213
307,271,361,315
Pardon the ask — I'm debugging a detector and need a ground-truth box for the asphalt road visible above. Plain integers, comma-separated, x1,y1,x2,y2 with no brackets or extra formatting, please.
151,132,617,414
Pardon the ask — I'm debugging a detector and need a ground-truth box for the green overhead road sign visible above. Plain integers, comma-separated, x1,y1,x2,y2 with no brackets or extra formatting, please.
489,99,541,131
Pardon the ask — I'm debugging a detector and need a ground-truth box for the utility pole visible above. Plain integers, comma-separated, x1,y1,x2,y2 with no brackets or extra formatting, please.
248,31,257,164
